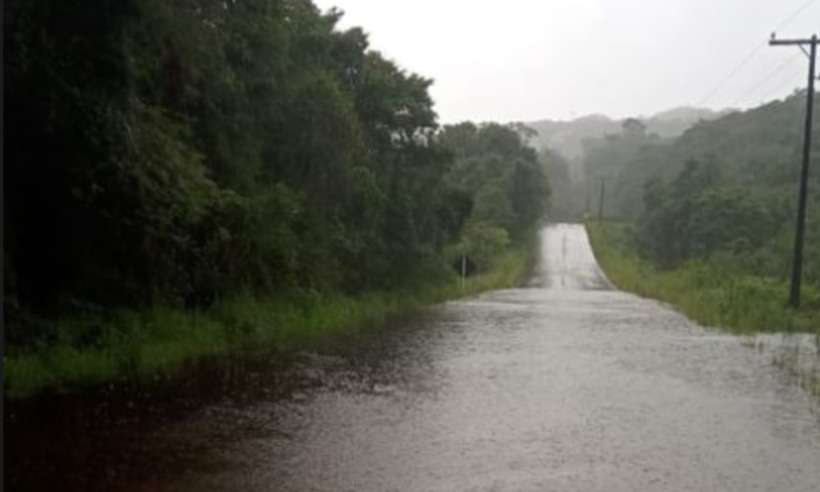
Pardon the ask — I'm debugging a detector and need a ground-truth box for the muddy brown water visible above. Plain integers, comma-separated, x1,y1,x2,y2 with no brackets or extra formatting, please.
6,224,820,491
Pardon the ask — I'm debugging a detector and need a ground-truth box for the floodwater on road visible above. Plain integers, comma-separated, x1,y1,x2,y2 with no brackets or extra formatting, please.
7,223,820,491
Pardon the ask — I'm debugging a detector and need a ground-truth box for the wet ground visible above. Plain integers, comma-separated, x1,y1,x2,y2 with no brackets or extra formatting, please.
6,223,820,491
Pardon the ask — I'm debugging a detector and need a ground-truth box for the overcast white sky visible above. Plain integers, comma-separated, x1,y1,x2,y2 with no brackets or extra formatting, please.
313,0,819,124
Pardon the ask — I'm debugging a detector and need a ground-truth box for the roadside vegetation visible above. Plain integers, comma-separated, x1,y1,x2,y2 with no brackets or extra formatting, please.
587,221,820,335
563,96,820,402
5,0,554,398
536,92,820,336
5,241,534,399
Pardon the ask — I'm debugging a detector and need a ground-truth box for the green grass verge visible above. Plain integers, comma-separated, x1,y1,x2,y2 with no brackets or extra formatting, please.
586,221,820,335
5,242,534,399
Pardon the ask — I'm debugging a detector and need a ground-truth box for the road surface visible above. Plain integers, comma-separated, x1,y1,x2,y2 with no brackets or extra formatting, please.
8,223,820,491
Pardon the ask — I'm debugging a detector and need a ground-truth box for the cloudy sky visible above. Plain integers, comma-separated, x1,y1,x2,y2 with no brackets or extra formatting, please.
312,0,819,124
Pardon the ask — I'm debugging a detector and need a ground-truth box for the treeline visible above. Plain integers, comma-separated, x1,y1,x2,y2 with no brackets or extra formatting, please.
5,0,549,338
438,122,549,268
580,92,820,290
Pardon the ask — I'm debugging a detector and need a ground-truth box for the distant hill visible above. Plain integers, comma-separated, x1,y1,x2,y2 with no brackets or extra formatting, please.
582,91,818,220
526,114,618,162
644,106,735,139
584,91,820,288
526,106,731,161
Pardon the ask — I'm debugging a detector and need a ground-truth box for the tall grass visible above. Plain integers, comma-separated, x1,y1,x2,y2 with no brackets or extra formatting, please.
589,222,820,403
5,243,534,399
586,221,820,335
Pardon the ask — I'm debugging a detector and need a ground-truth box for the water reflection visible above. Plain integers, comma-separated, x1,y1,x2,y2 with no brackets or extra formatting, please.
7,225,820,491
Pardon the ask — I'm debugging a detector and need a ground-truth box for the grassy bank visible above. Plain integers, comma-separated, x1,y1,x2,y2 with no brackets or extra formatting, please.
5,242,534,399
586,222,820,335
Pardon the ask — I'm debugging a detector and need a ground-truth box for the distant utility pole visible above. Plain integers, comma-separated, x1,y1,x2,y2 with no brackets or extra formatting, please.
460,253,467,291
597,177,607,222
770,33,817,308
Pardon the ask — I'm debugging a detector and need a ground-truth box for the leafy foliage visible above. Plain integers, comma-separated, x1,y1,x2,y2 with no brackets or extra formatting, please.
5,0,550,349
577,92,820,293
439,123,550,234
587,222,819,336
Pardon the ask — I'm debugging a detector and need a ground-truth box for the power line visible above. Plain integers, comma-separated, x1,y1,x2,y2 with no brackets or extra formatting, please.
696,44,765,106
696,0,817,106
758,66,805,102
728,52,803,107
774,0,817,31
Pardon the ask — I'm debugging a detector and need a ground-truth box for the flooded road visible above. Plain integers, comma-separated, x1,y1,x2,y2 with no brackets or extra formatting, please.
7,223,820,491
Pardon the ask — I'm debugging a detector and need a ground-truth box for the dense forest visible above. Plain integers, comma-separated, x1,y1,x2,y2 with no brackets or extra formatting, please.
4,0,550,347
527,107,729,222
577,92,820,291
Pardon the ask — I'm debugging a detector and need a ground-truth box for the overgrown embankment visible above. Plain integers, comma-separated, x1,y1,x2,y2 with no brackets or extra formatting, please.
5,241,534,399
5,2,552,399
586,222,820,335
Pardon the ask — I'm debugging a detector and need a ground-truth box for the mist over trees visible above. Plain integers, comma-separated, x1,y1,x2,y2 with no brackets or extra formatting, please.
11,0,812,350
4,0,549,338
538,148,576,221
569,92,820,289
526,107,729,162
437,122,550,269
525,106,730,223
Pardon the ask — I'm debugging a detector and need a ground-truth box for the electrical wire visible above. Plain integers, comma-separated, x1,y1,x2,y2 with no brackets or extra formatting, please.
759,66,807,103
695,0,817,106
728,52,803,107
773,0,818,32
696,44,765,106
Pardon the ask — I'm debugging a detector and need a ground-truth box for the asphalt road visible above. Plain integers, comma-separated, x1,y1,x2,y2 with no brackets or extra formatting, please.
8,223,820,491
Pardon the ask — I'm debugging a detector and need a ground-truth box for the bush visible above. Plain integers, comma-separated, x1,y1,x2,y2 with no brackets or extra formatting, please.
458,221,511,271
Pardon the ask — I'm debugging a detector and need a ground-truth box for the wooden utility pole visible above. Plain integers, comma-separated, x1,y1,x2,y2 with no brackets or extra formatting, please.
597,177,606,222
770,34,817,308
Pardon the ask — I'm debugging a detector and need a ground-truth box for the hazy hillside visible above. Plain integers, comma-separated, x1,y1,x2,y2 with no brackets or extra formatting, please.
526,114,618,162
526,106,730,162
605,92,819,219
578,91,820,287
645,106,735,138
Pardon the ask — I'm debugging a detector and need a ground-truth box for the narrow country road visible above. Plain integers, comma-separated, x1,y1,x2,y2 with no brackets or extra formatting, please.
8,224,820,491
